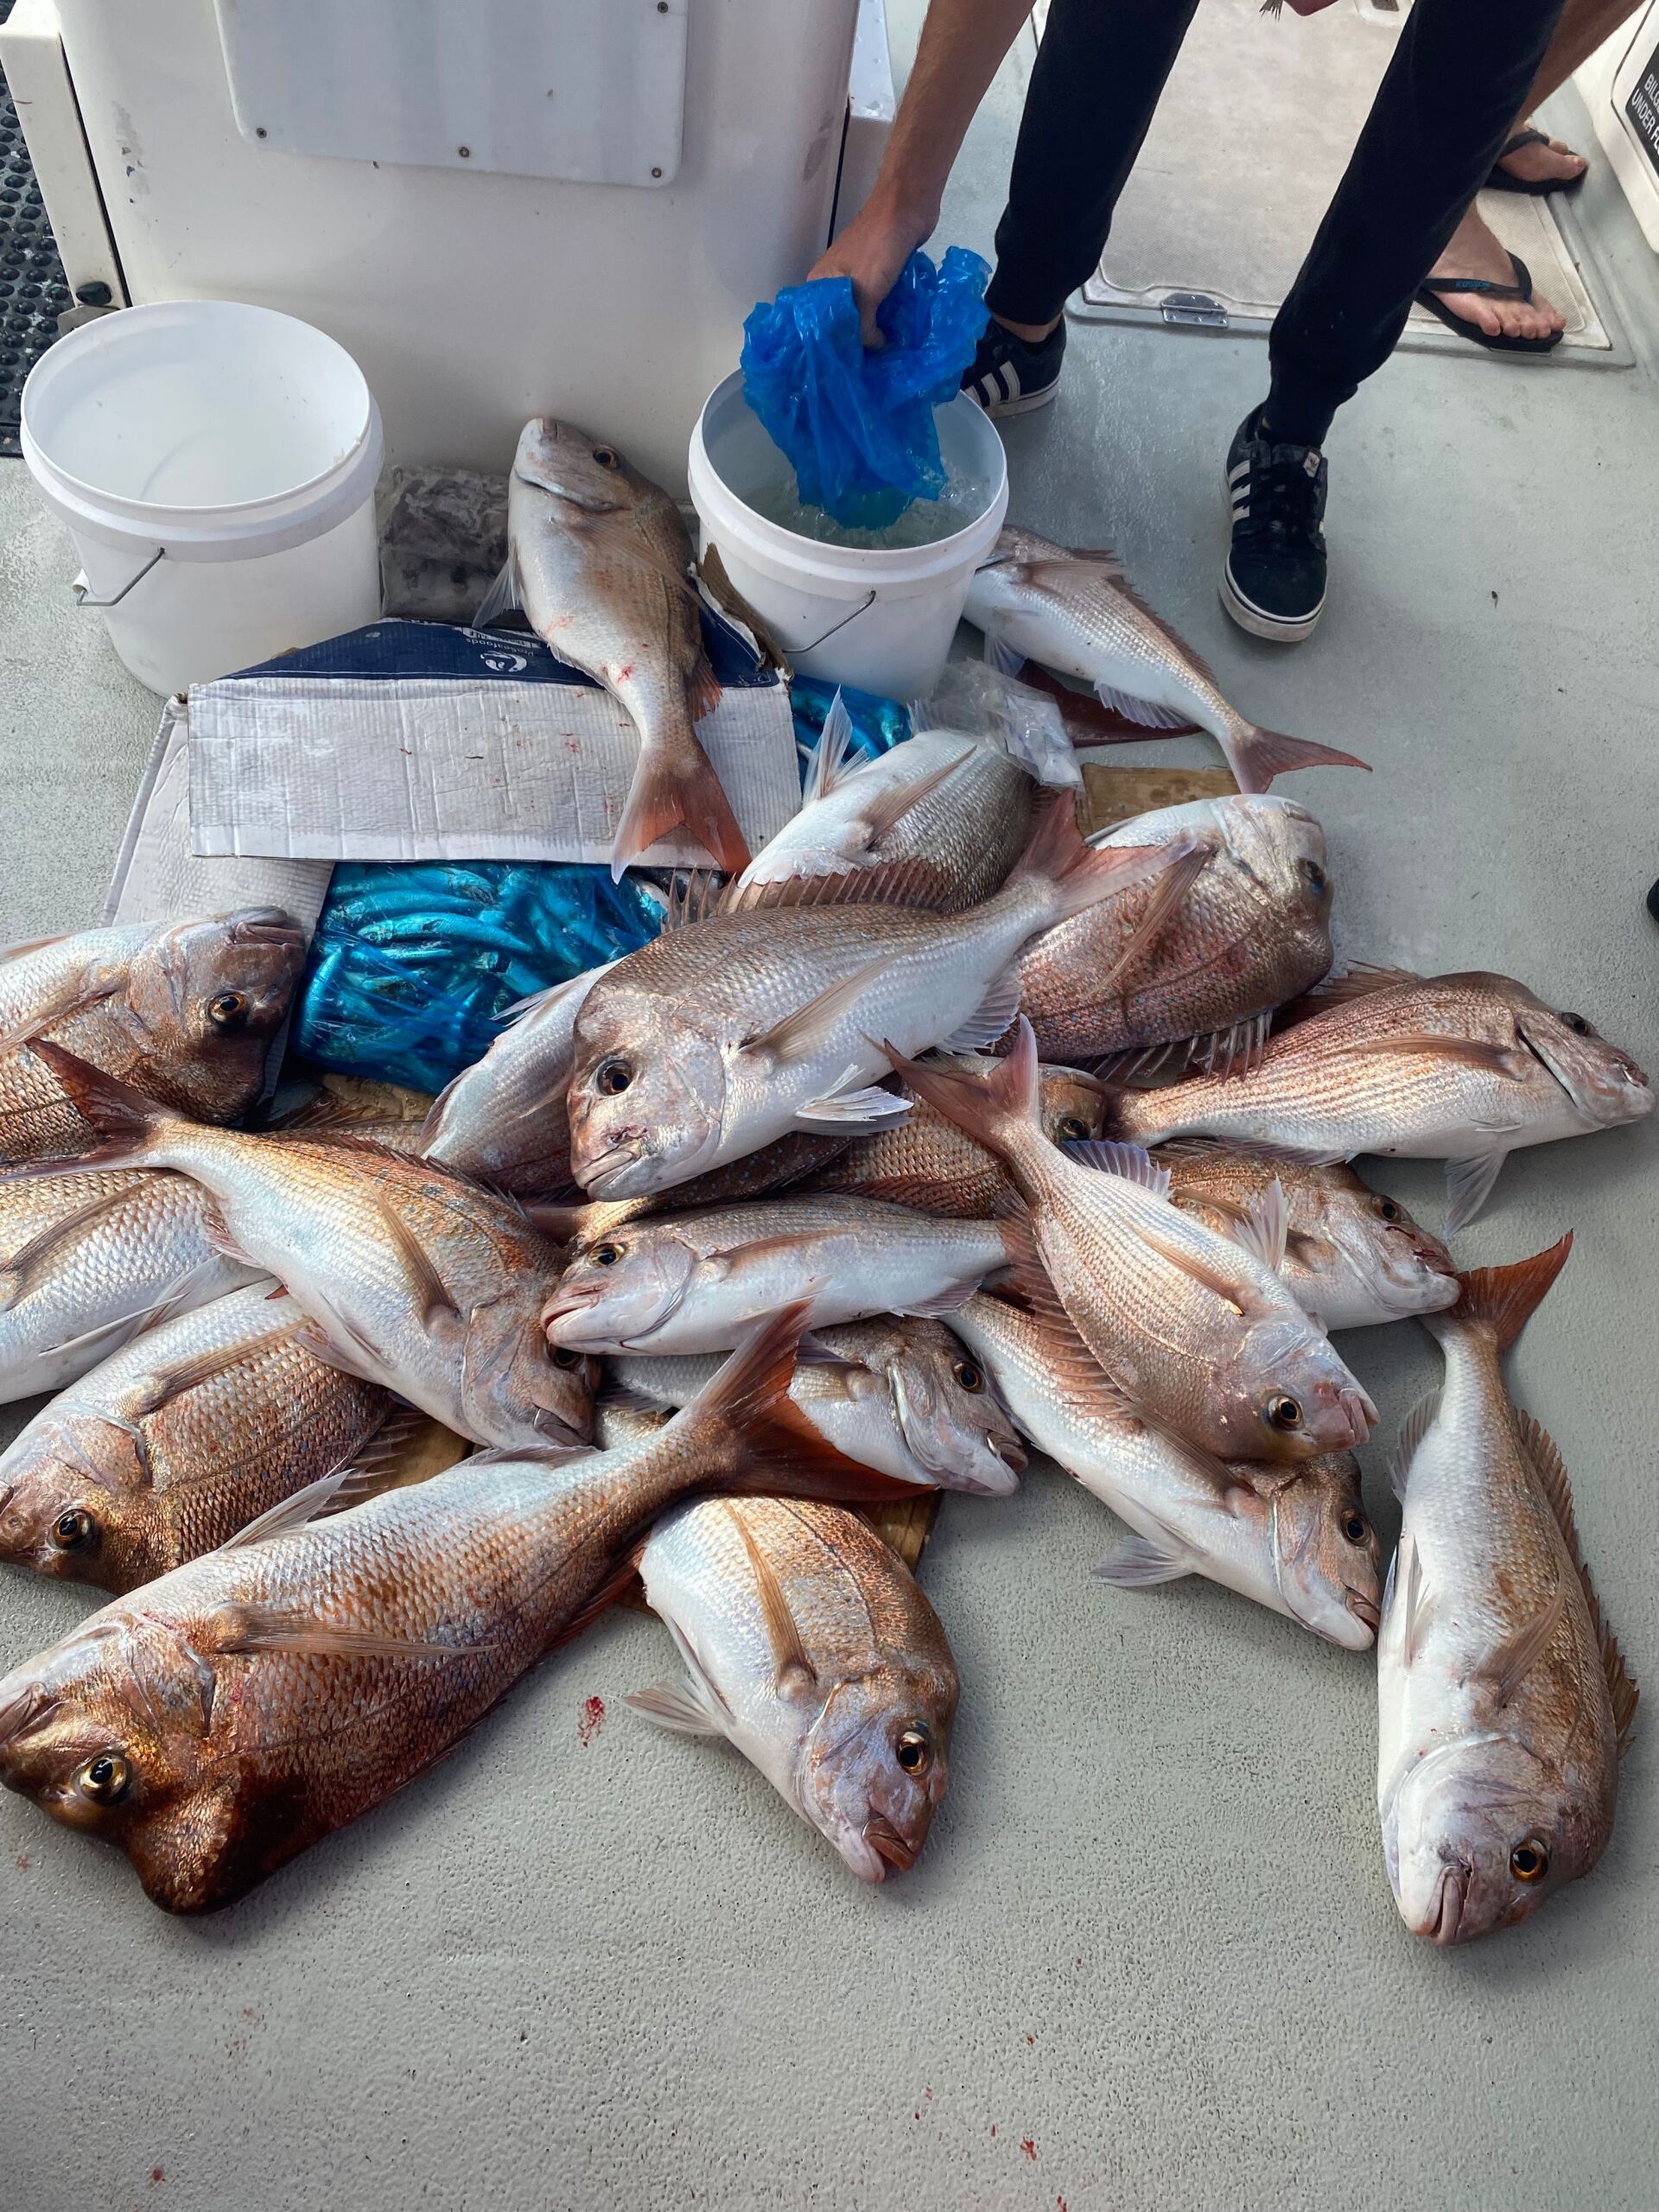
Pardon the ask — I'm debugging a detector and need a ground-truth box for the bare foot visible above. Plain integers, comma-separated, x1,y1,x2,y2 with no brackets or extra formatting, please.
1425,203,1566,343
1494,127,1586,189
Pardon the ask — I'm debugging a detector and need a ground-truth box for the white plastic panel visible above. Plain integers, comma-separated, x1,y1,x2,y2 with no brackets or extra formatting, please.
211,0,687,187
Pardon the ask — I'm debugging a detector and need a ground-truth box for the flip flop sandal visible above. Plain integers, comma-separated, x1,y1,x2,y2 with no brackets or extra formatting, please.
1485,126,1587,196
1415,251,1564,355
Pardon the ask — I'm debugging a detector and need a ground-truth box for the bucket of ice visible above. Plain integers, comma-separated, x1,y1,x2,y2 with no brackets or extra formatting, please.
688,371,1008,702
21,300,384,695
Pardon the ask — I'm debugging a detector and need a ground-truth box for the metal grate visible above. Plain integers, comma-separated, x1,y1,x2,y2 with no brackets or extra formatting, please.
1,2,74,459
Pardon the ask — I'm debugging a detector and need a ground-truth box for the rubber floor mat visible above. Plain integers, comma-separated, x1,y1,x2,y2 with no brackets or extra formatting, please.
0,7,73,459
1070,0,1611,354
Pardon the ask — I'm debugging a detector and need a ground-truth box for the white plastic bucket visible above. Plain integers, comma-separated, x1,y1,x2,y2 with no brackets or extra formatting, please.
689,371,1008,702
21,300,384,694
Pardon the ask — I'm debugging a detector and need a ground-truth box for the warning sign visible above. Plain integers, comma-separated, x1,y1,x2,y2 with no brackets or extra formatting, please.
1627,40,1659,179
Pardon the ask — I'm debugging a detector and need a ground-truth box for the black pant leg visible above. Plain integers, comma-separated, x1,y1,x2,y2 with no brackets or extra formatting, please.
986,0,1202,328
1266,0,1567,445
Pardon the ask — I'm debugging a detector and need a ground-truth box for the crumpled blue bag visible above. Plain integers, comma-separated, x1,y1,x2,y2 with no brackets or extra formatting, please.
741,247,990,530
295,861,662,1096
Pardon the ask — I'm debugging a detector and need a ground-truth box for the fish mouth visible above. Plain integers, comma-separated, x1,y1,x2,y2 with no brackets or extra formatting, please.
575,1139,650,1195
1421,1858,1471,1946
1340,1383,1378,1441
226,909,306,949
1344,1586,1382,1635
540,1283,602,1328
989,1432,1028,1474
862,1814,919,1876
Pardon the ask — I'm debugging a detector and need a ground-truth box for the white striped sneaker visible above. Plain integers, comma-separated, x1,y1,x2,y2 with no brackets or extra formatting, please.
961,319,1066,418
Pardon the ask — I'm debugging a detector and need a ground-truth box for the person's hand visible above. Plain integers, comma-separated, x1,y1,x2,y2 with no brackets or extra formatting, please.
808,194,935,348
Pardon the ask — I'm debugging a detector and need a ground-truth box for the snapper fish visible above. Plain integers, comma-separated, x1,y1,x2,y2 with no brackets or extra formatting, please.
1106,968,1654,1232
484,418,749,878
0,1284,403,1593
962,528,1368,793
543,1194,1015,1357
947,1294,1381,1646
884,1020,1376,1464
608,1313,1026,1497
22,1045,598,1452
0,911,306,1166
1017,795,1333,1078
631,1491,959,1882
1159,1143,1457,1330
724,709,1035,914
0,1304,906,1911
1378,1237,1637,1943
567,792,1184,1198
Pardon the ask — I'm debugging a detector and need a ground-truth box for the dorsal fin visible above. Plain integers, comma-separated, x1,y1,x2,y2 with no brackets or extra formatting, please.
802,689,855,804
1389,1388,1443,1502
663,870,727,931
1299,963,1422,1008
1516,1408,1638,1754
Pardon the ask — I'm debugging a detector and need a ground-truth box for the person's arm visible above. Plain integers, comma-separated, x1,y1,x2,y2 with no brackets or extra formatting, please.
808,0,1035,342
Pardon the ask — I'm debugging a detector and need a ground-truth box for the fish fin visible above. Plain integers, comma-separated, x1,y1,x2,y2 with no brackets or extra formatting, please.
1402,1540,1432,1668
127,1319,308,1417
624,1675,724,1736
1228,727,1370,793
192,1205,264,1273
895,1279,982,1320
0,1184,142,1304
472,546,522,627
0,978,124,1057
340,1399,442,1485
997,1285,1148,1428
1443,1154,1509,1237
214,1467,363,1550
1061,1139,1172,1198
727,1503,819,1694
16,1040,175,1161
1009,791,1180,928
792,1083,911,1133
1295,963,1422,1009
1341,1033,1522,1081
742,957,891,1071
1603,1624,1639,1757
1094,1535,1192,1587
1448,1235,1572,1351
1132,1219,1247,1313
1090,683,1192,731
207,1602,487,1662
1389,1389,1443,1503
611,730,751,880
981,627,1027,678
728,854,942,913
1095,841,1214,992
667,1300,916,1503
1189,1010,1273,1081
0,929,73,960
1229,1179,1289,1274
541,1544,656,1656
663,869,727,931
1478,1582,1568,1709
293,1316,386,1387
698,543,791,676
803,690,856,804
1513,1408,1637,1749
1090,1039,1186,1087
881,1016,1040,1159
938,966,1023,1055
688,651,723,728
848,742,973,851
370,1190,461,1330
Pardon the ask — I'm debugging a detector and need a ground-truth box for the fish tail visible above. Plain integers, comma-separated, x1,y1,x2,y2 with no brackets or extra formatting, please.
1011,790,1191,929
881,1015,1041,1163
1228,724,1371,795
670,1300,914,1503
15,1040,177,1168
611,728,752,880
1446,1232,1573,1353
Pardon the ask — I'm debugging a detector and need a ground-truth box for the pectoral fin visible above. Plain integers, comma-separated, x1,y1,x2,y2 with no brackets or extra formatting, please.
624,1675,724,1735
939,968,1023,1054
742,960,889,1071
1478,1583,1567,1709
1444,1152,1506,1236
793,1079,911,1133
372,1191,461,1331
728,1503,818,1696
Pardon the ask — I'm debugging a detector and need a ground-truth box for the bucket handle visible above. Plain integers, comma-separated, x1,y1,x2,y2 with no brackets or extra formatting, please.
796,588,877,655
72,545,166,609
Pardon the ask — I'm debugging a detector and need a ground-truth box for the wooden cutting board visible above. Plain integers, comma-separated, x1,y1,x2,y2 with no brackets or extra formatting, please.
1077,761,1236,836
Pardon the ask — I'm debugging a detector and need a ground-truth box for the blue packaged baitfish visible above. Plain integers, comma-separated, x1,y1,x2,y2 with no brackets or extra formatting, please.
294,861,662,1095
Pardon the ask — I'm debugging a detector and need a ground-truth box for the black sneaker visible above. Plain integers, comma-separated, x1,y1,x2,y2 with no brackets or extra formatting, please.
1220,408,1328,644
962,317,1065,417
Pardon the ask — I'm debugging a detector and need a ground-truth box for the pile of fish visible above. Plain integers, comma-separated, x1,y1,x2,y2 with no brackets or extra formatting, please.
0,427,1648,1948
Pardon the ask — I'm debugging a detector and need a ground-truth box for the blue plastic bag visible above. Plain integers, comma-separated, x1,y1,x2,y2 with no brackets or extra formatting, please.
294,861,662,1096
790,677,911,786
741,247,990,530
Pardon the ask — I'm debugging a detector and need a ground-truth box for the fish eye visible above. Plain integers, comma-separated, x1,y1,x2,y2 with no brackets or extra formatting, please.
590,1242,624,1268
595,1058,632,1096
1341,1510,1370,1546
1556,1011,1593,1038
1264,1394,1304,1433
950,1357,984,1394
51,1507,97,1549
895,1726,931,1775
1371,1194,1402,1224
592,446,620,469
1300,860,1328,897
1509,1839,1550,1883
549,1344,583,1369
75,1752,130,1805
207,989,250,1031
1056,1114,1090,1143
